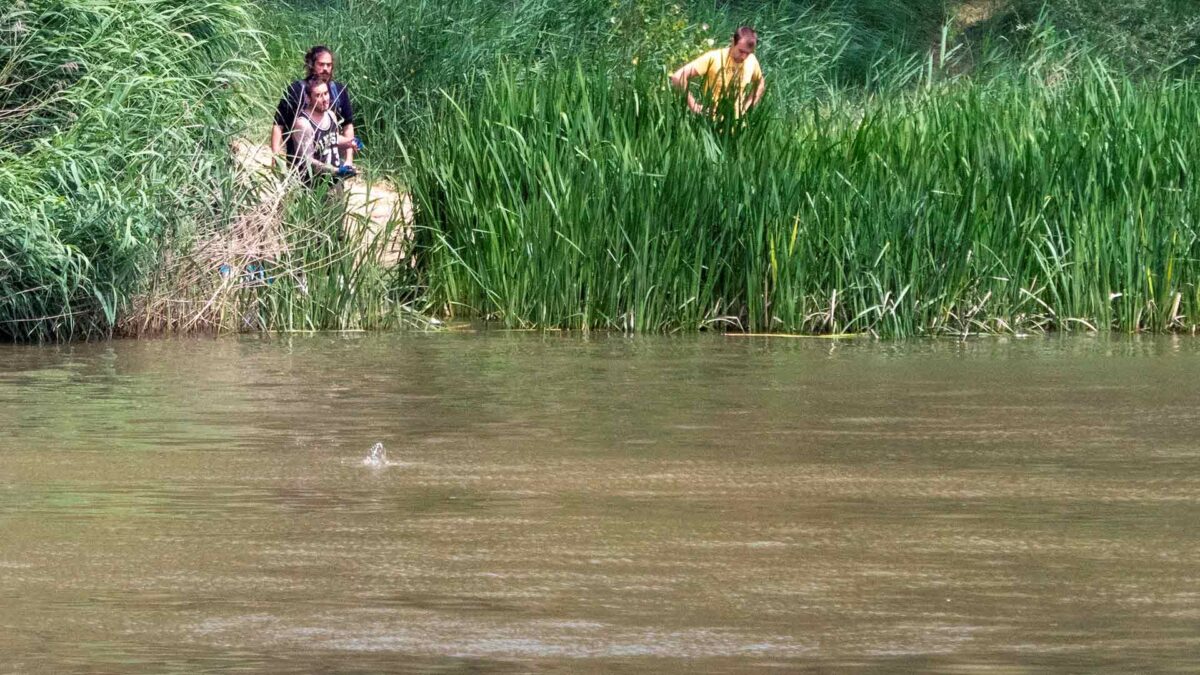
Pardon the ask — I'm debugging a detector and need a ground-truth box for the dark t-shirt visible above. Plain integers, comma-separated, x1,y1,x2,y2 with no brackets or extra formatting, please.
273,79,354,158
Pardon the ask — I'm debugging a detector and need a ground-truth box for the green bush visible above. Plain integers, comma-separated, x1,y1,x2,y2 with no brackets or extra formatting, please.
6,0,1200,338
0,0,260,339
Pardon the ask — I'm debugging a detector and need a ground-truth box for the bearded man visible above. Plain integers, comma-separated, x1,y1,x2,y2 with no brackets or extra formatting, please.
271,45,357,165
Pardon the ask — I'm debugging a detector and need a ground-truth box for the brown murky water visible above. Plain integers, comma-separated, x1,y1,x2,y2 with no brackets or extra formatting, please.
2,333,1199,671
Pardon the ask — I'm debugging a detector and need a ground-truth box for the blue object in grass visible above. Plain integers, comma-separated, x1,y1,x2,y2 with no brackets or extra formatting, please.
336,164,357,178
219,262,271,284
242,263,272,285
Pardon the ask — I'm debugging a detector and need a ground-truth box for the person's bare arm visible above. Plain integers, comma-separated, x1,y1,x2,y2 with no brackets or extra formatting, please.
742,76,766,114
341,123,356,164
670,64,705,115
270,124,284,155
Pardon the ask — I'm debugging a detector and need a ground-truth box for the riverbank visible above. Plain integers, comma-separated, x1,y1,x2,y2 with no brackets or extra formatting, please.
3,0,1199,339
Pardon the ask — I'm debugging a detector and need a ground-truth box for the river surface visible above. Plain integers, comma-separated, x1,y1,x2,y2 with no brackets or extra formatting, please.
1,333,1198,672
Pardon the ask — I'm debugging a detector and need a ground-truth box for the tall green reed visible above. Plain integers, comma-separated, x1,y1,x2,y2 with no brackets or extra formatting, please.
244,182,424,333
408,62,1200,335
0,0,261,340
7,0,1199,339
257,0,946,170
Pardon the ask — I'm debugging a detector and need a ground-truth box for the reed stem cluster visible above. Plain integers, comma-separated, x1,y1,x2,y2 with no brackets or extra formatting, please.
410,66,1200,335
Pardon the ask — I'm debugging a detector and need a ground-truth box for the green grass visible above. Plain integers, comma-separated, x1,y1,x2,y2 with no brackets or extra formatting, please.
4,0,1200,339
407,64,1200,335
0,0,261,340
1004,0,1200,74
233,184,425,333
256,0,972,166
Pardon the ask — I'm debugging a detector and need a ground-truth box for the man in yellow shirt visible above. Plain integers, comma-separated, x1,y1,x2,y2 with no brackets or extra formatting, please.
670,26,765,117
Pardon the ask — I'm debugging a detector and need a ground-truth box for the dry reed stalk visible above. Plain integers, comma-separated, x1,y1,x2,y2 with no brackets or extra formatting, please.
119,136,418,336
118,139,296,335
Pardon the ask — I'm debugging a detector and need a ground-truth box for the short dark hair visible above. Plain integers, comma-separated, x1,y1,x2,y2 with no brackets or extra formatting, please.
732,26,757,46
303,76,328,97
304,45,333,74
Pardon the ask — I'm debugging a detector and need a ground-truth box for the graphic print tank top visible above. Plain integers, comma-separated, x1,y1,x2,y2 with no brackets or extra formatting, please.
299,110,342,168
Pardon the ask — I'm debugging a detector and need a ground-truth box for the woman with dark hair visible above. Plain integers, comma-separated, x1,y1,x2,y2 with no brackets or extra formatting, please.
670,26,766,117
271,45,357,165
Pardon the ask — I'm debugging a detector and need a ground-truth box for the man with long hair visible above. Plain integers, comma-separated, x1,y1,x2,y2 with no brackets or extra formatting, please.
271,45,358,165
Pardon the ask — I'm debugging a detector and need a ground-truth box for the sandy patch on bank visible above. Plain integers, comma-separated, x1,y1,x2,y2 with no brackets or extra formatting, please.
228,137,415,267
342,176,415,269
954,0,1007,30
119,138,415,335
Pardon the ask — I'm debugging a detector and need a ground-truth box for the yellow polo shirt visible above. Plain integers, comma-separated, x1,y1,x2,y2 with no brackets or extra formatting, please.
685,47,764,104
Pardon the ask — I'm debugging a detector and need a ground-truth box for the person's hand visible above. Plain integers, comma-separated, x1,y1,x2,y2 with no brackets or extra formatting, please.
339,136,364,151
336,164,357,178
688,100,705,115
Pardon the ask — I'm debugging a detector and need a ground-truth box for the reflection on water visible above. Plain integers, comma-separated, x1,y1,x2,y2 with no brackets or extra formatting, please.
1,333,1199,671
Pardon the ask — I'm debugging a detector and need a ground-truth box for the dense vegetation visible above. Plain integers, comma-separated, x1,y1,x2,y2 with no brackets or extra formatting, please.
0,0,259,340
411,68,1200,334
3,0,1200,338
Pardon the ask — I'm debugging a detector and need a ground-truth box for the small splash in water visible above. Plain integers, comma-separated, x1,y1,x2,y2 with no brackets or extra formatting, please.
362,442,388,467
